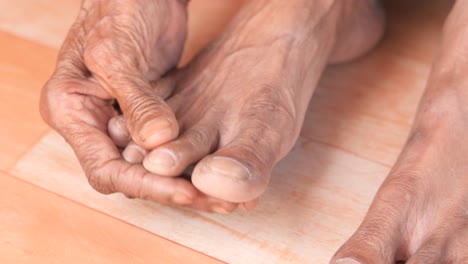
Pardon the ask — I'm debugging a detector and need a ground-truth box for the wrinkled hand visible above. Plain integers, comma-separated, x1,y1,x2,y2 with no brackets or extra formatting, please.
40,0,236,211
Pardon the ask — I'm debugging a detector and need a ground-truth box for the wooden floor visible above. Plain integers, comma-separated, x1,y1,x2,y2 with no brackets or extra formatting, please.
0,0,453,263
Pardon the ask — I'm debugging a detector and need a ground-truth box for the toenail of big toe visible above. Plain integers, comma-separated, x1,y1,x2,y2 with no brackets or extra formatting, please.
204,157,251,181
145,149,176,172
335,258,360,264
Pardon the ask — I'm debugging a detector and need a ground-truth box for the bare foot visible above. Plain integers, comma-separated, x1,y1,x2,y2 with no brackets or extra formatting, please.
332,1,468,262
331,97,468,263
117,0,385,203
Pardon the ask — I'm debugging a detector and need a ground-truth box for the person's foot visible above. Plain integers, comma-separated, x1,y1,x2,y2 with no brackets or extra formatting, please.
331,1,468,261
115,0,385,204
331,95,468,263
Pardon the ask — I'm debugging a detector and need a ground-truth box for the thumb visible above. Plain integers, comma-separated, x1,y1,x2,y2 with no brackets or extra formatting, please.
84,41,179,149
118,77,179,149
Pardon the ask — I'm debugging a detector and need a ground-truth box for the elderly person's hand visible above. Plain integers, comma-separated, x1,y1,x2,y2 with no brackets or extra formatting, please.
40,0,236,212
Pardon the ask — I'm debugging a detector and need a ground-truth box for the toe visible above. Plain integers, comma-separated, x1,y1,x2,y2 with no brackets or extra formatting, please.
143,122,218,176
331,184,410,264
406,240,446,264
407,224,468,264
191,125,281,203
193,153,267,203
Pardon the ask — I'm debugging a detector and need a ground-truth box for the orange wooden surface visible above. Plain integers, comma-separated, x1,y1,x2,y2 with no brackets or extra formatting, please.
0,31,51,169
0,171,222,264
0,0,454,263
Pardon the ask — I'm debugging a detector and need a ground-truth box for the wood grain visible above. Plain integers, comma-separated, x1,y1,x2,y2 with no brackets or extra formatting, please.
0,171,222,264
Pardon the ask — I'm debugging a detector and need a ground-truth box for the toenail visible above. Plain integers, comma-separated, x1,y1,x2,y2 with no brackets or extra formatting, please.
204,157,251,181
122,145,146,164
336,258,361,264
147,149,176,170
140,118,173,144
211,205,229,214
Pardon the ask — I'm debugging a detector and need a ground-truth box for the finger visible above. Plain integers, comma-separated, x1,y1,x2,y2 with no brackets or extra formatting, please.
406,237,446,264
108,115,130,147
62,122,197,205
83,38,179,150
64,120,241,213
108,74,178,146
406,219,467,264
143,119,219,177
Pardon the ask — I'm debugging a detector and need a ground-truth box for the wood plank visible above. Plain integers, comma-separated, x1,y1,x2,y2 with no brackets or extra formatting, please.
0,0,79,48
0,171,223,264
9,131,389,263
0,31,54,169
0,0,244,53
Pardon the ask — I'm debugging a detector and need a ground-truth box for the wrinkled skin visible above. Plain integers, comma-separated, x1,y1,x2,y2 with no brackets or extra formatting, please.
41,0,468,262
40,0,236,212
330,1,468,263
114,0,385,204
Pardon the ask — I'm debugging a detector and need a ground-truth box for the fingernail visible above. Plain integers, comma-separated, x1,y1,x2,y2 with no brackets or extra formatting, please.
146,149,176,172
140,118,174,146
211,205,229,214
114,116,129,137
172,193,193,205
122,145,146,164
204,157,251,181
336,258,360,264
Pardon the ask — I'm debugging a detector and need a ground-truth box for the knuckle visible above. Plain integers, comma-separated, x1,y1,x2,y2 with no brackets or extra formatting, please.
85,169,113,194
116,163,142,197
84,38,121,74
39,76,71,127
79,149,116,195
125,90,166,123
84,27,145,78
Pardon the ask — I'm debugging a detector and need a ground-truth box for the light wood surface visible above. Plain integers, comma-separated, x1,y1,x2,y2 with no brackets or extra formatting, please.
0,0,454,263
0,171,222,264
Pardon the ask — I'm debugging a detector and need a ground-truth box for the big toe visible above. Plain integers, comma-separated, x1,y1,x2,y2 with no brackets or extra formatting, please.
192,148,271,203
